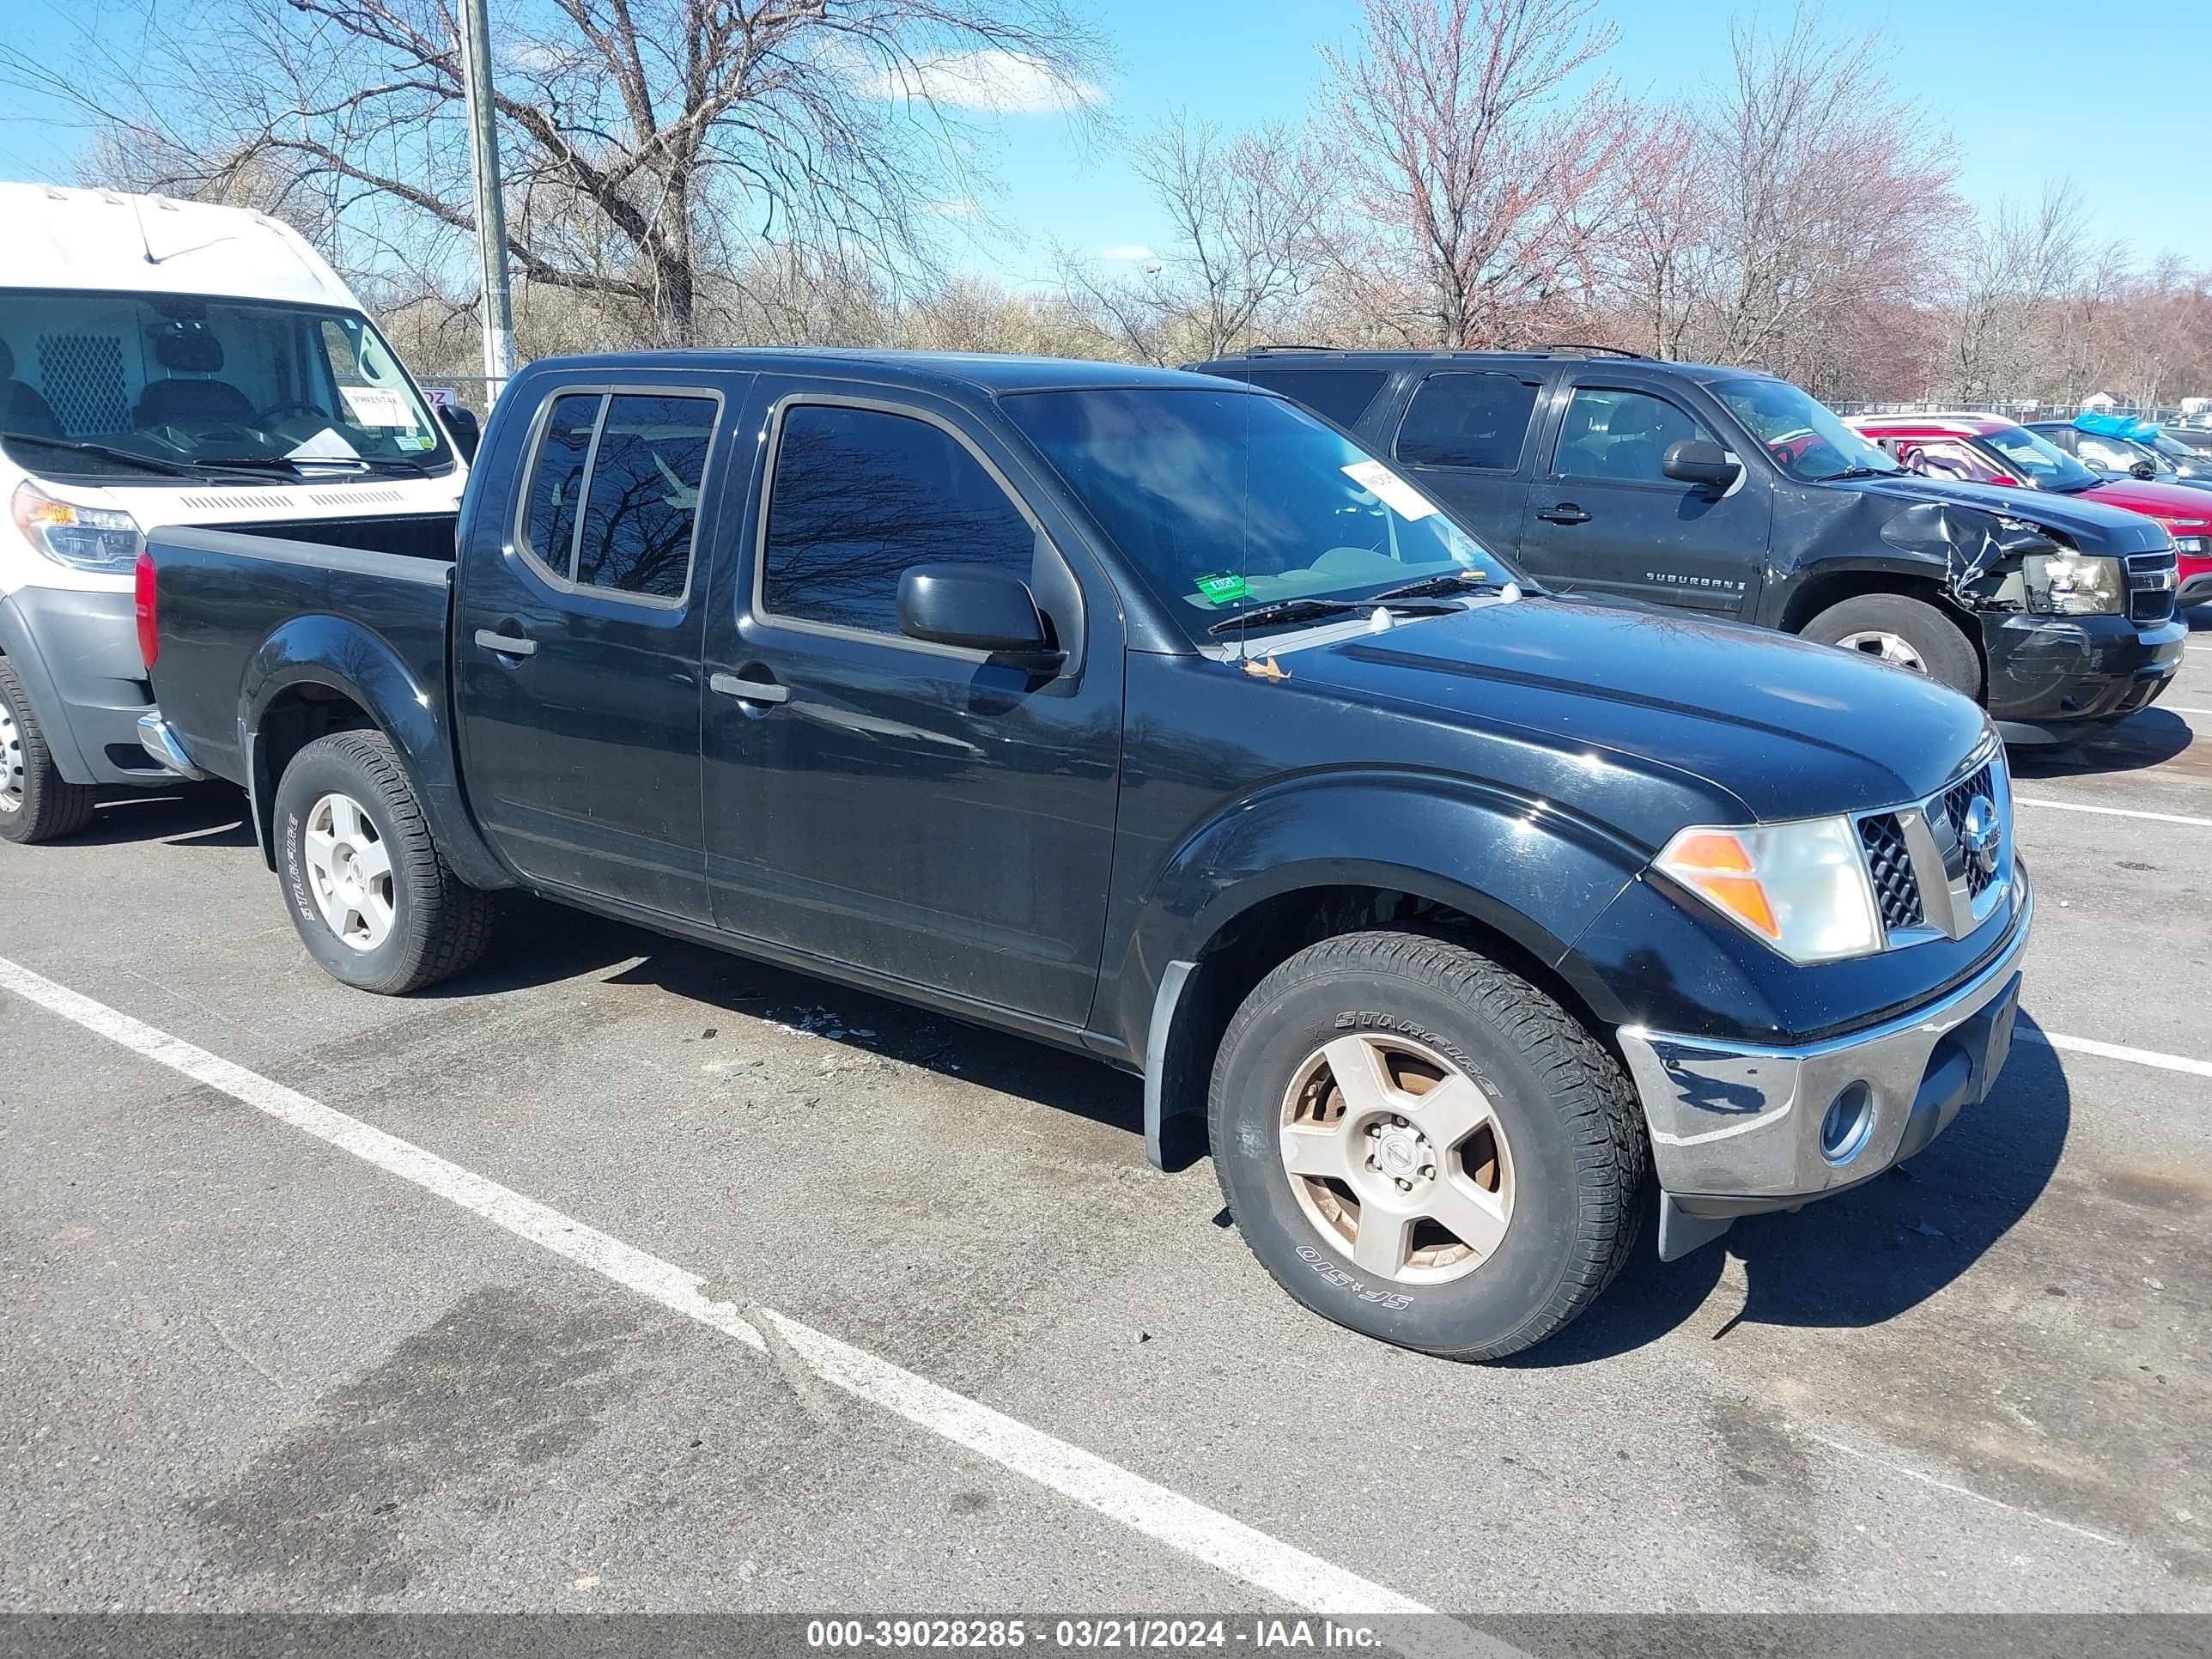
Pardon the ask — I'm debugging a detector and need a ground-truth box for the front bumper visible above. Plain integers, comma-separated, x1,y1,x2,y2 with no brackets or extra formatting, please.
1618,877,2032,1261
1980,611,2183,742
0,585,170,787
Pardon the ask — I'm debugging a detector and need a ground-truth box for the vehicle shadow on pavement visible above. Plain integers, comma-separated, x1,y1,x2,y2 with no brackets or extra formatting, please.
1505,1015,2071,1366
445,894,1148,1137
65,781,257,848
2009,709,2194,781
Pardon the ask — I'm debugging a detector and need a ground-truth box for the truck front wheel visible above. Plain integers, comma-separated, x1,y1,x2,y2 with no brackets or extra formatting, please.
1802,593,1982,700
0,656,97,845
272,730,494,994
1207,931,1648,1361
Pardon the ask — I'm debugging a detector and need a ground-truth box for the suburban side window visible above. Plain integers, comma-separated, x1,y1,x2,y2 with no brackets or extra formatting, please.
1237,368,1390,431
1395,373,1540,470
761,403,1042,637
1552,386,1714,483
574,393,716,599
523,393,602,574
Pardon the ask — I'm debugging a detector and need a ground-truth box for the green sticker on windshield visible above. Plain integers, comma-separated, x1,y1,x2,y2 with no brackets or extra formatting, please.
1194,572,1254,606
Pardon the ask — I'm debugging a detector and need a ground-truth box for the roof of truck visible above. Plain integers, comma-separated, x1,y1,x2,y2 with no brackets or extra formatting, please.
0,182,363,311
523,348,1247,397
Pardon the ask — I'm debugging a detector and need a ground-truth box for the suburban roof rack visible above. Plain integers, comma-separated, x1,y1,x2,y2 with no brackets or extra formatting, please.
1534,343,1647,359
1249,343,1346,355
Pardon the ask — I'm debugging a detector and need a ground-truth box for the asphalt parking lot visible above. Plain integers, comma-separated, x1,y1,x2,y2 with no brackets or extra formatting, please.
4,626,2209,1629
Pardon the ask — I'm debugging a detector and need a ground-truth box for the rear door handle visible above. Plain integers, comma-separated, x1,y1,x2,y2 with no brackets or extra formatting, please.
710,672,789,705
1536,503,1590,525
474,629,537,657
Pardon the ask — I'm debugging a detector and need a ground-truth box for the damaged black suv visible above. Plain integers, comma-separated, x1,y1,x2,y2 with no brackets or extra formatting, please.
1189,347,2185,741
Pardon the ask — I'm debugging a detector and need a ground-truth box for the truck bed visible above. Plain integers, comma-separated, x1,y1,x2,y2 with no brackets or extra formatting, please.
146,522,456,792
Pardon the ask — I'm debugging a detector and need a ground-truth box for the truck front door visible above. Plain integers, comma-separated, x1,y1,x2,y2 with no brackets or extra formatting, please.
700,381,1124,1029
454,379,738,921
1518,376,1769,617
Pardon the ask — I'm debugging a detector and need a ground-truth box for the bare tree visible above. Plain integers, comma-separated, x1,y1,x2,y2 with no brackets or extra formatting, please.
8,0,1105,345
1057,112,1322,364
1944,182,2087,400
1316,0,1636,348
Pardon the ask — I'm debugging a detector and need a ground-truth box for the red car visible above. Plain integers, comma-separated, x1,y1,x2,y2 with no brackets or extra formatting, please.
1849,413,2212,608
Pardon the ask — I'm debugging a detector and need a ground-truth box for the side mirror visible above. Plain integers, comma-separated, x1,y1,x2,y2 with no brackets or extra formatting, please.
437,404,481,463
2131,459,2158,480
1662,438,1741,489
897,562,1063,670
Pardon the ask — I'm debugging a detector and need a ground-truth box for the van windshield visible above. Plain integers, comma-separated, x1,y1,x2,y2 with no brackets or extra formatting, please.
1001,386,1508,640
0,289,451,481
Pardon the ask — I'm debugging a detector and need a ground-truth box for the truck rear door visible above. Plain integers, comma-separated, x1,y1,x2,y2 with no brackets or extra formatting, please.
453,375,742,921
698,376,1124,1029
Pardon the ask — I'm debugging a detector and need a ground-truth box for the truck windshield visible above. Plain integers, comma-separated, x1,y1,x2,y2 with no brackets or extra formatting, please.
0,288,451,481
1001,386,1507,638
1711,377,1900,482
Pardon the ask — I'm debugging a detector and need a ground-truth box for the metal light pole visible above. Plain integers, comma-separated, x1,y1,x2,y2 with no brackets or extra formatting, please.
458,0,515,398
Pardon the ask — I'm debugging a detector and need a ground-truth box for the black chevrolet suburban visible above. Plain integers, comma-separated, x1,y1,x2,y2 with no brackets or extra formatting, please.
135,350,2031,1360
1191,347,2185,741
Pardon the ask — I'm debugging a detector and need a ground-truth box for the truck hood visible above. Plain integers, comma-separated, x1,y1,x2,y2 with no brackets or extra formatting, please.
1844,473,2179,553
1284,596,1991,826
2078,475,2212,528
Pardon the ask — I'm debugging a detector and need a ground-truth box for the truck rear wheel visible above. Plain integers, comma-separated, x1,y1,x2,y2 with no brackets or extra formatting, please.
1207,930,1647,1361
0,656,97,845
272,730,494,994
1802,593,1982,700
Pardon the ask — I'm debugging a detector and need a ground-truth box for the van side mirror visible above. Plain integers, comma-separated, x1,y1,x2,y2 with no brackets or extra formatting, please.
437,404,481,463
897,562,1064,671
1662,438,1741,489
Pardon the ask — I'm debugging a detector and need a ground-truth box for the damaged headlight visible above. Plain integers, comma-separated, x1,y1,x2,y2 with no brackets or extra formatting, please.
1652,817,1883,964
2021,551,2124,616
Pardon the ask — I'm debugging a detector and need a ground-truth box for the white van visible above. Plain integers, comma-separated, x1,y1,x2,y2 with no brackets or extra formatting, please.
0,183,470,842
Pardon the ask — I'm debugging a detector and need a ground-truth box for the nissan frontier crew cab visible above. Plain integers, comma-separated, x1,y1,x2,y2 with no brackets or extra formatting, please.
137,351,2032,1360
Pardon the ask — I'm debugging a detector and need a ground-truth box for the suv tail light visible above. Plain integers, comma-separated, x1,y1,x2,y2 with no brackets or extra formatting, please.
134,549,158,670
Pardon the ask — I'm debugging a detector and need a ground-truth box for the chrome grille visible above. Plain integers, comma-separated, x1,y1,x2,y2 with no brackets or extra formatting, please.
2126,550,2178,624
1941,763,2001,900
1857,813,1923,931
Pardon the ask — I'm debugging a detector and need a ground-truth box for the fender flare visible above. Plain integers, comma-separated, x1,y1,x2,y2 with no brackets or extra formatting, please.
1114,772,1649,1166
240,614,513,890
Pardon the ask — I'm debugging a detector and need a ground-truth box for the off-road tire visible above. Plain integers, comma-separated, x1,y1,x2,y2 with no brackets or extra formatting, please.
1208,930,1648,1361
1802,593,1983,700
0,656,97,845
272,730,495,994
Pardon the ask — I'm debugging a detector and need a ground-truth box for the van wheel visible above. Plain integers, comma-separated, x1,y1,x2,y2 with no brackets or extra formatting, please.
0,657,97,845
272,730,494,994
1802,594,1982,699
1207,931,1648,1361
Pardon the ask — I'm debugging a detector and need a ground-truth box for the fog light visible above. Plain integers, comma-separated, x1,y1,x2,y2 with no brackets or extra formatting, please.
1820,1082,1875,1164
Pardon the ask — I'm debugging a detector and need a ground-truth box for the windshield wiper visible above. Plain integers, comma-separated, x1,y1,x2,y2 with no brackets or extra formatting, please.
1364,570,1509,602
1814,464,1896,482
0,429,201,478
1206,593,1464,637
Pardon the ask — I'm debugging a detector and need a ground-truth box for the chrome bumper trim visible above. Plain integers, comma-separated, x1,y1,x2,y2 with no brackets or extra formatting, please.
137,714,206,781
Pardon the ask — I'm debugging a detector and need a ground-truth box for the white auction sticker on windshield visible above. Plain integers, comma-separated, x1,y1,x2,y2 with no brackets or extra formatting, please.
341,385,413,428
1340,459,1437,520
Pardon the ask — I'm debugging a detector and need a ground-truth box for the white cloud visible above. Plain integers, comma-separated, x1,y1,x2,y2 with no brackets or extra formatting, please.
866,49,1100,115
1099,244,1158,262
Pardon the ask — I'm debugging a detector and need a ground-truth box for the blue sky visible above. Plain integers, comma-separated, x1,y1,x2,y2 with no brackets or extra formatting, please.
3,0,2208,285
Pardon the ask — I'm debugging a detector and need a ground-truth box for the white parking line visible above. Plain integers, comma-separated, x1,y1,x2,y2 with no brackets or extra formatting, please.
2014,795,2212,830
0,955,1467,1634
2021,1028,2212,1079
2161,705,2212,716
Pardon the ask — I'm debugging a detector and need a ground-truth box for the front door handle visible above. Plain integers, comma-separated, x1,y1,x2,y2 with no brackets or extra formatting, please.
710,672,790,705
1536,503,1591,525
474,628,538,658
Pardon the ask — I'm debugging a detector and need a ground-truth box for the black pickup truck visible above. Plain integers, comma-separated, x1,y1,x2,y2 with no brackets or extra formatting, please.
137,350,2032,1360
1191,347,2185,743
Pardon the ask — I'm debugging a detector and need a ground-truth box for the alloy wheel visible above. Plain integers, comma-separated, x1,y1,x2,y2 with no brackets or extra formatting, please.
1832,629,1928,673
1277,1031,1515,1284
302,791,395,951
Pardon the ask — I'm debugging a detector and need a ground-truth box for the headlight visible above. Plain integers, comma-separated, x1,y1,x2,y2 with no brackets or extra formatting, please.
10,481,143,573
2174,536,2208,556
2021,550,2123,616
1652,817,1882,963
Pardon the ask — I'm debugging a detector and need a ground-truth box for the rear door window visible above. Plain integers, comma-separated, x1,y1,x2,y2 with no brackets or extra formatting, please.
522,393,602,574
1234,368,1390,431
518,389,718,599
1395,373,1540,470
